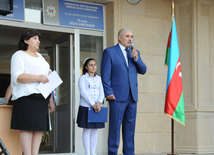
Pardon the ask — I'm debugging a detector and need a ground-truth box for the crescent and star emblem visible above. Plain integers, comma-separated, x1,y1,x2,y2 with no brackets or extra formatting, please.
176,62,182,77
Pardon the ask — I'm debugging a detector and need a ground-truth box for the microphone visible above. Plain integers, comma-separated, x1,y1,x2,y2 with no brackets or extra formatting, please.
131,43,134,50
130,43,136,61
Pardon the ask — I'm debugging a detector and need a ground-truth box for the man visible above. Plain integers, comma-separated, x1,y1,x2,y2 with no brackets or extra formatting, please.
101,28,147,155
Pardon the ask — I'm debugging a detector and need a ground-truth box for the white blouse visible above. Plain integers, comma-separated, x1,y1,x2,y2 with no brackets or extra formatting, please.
11,50,50,100
78,72,104,107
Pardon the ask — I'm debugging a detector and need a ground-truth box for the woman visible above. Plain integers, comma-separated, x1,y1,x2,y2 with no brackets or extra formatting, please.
10,29,55,155
4,84,12,104
76,58,105,155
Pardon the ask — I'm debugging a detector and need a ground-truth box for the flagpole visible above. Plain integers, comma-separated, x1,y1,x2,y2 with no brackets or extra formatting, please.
167,119,178,155
172,0,174,15
167,1,178,155
171,0,174,25
171,119,174,154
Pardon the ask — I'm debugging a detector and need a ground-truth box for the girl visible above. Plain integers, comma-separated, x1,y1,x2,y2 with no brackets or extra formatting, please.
76,58,105,155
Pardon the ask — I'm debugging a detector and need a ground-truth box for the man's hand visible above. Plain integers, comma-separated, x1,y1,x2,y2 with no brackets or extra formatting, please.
131,49,138,59
106,94,116,100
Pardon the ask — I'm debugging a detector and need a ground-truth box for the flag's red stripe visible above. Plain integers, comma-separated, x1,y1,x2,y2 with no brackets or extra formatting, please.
165,58,183,116
167,31,172,48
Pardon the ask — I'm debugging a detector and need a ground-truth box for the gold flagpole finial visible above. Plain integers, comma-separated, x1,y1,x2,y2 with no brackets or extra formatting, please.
171,0,174,25
172,0,174,15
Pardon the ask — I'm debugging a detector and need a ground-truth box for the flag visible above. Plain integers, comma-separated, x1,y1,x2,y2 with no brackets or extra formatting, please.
164,17,185,126
165,30,171,66
52,89,57,104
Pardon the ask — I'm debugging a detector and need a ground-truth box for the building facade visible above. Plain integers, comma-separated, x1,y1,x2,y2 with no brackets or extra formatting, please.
0,0,213,154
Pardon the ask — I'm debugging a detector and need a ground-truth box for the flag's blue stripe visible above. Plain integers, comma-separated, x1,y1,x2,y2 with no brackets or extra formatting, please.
166,17,180,91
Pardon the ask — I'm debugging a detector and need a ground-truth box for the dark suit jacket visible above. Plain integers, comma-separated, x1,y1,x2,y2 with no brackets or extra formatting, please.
101,43,147,102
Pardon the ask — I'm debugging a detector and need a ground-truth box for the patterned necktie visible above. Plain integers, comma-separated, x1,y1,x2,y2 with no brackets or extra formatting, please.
125,48,129,65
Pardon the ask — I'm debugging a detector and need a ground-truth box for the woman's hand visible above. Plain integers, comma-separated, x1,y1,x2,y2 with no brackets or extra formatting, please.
92,104,98,112
49,97,55,112
38,74,49,83
96,102,101,112
92,102,102,112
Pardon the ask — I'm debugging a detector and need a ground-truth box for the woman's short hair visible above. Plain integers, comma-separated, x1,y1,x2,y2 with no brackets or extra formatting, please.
82,58,96,75
18,29,41,51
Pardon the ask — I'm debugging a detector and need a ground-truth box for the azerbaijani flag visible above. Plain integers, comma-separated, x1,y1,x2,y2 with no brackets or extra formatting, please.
165,30,171,65
164,17,185,126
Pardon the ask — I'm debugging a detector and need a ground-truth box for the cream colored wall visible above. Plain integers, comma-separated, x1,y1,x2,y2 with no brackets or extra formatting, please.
105,0,214,154
106,0,172,154
174,0,214,154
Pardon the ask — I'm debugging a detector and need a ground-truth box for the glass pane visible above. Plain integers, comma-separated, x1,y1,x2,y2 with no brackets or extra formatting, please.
80,35,103,75
56,41,70,106
54,40,71,153
39,48,54,154
39,40,71,154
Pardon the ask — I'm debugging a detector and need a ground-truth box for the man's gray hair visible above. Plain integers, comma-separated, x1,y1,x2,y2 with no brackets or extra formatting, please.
118,28,132,37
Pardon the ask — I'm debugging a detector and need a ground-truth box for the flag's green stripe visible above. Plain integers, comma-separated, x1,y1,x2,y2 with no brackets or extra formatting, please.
172,93,185,124
165,47,170,65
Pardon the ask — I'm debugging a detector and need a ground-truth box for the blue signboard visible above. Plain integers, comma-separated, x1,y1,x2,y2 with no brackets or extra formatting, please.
0,0,24,21
58,0,104,30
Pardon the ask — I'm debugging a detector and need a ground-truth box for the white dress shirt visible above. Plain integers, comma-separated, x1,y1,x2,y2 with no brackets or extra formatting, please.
11,50,50,100
118,43,129,66
78,72,104,107
118,43,138,64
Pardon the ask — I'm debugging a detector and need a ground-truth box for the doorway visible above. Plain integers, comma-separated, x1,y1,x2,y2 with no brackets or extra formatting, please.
0,25,106,155
0,26,74,154
38,34,74,154
52,35,74,153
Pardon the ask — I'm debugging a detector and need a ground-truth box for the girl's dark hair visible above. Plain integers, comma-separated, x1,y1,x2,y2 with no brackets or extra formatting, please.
82,58,96,75
18,29,41,51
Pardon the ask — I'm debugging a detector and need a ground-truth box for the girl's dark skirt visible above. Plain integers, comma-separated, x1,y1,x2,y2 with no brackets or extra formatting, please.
76,105,105,129
11,93,51,131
